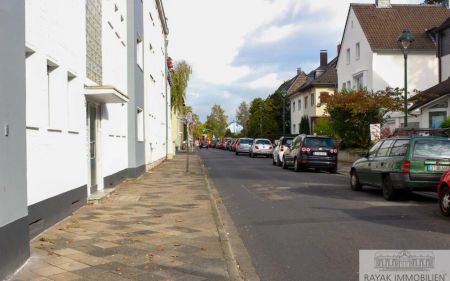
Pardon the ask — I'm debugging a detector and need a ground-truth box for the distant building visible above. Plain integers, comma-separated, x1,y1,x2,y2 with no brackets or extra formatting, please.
289,50,337,134
337,0,450,129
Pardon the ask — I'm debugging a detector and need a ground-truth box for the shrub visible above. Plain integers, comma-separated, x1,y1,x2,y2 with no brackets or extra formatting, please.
299,116,310,134
313,118,335,137
440,117,450,129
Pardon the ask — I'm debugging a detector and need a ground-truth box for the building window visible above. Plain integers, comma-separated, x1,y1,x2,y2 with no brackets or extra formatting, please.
346,81,351,89
311,93,315,107
305,96,308,109
137,108,144,141
298,99,301,110
354,73,364,89
137,35,143,71
356,42,360,60
292,101,296,112
346,48,350,64
293,124,296,133
342,83,346,90
429,112,447,128
319,92,330,105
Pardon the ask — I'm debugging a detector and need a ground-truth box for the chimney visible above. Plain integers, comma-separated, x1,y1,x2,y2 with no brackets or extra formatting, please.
375,0,391,8
297,68,302,75
320,50,328,67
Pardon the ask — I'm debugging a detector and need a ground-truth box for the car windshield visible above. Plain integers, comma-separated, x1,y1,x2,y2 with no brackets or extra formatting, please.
256,139,271,145
304,137,334,147
240,139,253,144
412,139,450,160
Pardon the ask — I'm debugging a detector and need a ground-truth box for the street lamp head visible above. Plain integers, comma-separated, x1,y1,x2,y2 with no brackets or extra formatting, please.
398,29,415,50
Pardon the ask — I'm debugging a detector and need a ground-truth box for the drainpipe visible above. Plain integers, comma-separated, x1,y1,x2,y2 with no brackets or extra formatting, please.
165,35,169,160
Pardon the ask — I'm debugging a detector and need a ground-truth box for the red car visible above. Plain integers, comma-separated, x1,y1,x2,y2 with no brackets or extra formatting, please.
437,171,450,216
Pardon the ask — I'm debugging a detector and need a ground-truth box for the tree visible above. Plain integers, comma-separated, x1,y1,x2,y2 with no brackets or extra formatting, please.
299,116,310,134
205,105,228,138
170,61,192,113
325,88,402,148
236,101,250,135
313,118,335,137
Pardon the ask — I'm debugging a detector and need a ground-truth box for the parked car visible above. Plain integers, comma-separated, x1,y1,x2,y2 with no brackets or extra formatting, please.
226,139,233,151
199,139,208,149
211,139,217,148
232,139,239,152
273,136,295,166
350,129,450,200
236,138,254,155
438,171,450,216
283,134,337,173
222,138,231,150
249,139,273,158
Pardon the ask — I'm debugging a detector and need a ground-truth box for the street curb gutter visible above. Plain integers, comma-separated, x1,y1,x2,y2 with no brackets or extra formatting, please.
198,157,261,281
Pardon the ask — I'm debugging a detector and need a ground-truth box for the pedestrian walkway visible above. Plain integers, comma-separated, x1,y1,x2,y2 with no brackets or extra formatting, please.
12,154,229,281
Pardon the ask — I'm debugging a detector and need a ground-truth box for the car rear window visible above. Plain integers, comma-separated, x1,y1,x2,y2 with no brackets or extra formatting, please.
412,139,450,160
240,139,253,144
282,138,294,145
256,139,271,145
304,137,334,147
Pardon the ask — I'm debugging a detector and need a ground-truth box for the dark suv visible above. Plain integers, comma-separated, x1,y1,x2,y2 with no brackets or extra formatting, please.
350,129,450,200
283,135,338,173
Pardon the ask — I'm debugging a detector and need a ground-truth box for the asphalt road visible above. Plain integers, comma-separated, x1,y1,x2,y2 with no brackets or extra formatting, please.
199,148,450,281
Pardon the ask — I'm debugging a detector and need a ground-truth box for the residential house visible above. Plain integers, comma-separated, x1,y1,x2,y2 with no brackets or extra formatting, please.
275,66,308,135
289,50,337,134
409,17,450,128
337,0,450,129
0,0,28,278
0,0,172,278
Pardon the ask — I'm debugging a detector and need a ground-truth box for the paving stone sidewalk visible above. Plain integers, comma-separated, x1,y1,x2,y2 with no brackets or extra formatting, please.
12,153,229,281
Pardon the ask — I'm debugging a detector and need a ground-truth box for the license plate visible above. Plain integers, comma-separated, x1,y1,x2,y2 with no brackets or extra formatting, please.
313,152,327,156
427,165,450,172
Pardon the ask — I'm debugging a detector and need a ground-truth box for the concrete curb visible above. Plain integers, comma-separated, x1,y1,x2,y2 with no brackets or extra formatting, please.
198,155,261,281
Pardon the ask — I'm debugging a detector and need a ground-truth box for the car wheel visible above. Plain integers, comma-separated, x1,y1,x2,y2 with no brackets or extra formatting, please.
272,156,276,165
294,158,301,172
439,186,450,216
382,175,397,201
236,151,239,155
350,170,362,191
282,156,288,169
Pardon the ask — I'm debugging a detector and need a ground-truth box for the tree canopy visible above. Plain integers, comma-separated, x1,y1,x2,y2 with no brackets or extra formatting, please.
170,61,192,113
205,104,228,138
236,101,250,135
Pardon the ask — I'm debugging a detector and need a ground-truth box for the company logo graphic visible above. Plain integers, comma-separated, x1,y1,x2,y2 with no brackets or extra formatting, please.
374,250,434,271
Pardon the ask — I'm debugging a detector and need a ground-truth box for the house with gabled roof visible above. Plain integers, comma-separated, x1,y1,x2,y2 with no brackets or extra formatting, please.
289,50,337,134
408,16,450,128
337,0,450,128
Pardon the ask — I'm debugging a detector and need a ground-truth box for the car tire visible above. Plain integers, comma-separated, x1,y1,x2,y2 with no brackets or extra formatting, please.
382,175,398,201
439,186,450,216
236,151,239,155
272,156,276,165
294,158,301,172
350,170,362,191
282,156,288,169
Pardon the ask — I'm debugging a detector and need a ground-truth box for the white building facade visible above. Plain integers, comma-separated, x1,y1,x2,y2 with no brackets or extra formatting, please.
0,0,173,277
337,1,450,129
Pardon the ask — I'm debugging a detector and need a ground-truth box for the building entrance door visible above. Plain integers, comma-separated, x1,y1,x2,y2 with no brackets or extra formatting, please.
88,105,98,194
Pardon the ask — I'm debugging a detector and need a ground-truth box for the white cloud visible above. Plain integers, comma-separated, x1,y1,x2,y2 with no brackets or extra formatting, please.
245,73,282,90
251,23,303,44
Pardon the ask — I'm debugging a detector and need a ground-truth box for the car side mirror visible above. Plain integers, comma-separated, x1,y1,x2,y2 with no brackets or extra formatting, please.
359,152,369,158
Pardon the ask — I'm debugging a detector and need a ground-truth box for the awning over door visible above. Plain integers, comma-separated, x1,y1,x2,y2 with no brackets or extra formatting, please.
84,86,129,103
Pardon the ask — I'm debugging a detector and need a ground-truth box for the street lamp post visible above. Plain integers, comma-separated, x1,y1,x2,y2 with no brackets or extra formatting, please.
398,29,415,128
281,89,287,137
258,104,263,137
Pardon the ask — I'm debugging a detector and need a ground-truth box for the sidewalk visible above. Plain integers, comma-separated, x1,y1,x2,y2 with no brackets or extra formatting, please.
12,154,230,281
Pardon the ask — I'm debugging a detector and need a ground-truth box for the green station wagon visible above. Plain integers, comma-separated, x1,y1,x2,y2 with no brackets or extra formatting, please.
350,130,450,200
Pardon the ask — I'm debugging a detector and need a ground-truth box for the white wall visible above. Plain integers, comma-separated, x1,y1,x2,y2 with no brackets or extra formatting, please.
0,0,28,227
373,51,439,92
441,54,450,82
25,0,87,205
289,93,302,134
100,0,128,179
337,8,373,91
144,0,169,166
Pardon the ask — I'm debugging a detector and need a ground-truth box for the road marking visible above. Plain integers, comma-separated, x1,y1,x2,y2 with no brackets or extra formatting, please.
363,201,423,207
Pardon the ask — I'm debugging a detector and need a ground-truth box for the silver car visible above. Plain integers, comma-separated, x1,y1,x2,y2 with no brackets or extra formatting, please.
250,138,273,158
273,136,294,166
235,138,253,155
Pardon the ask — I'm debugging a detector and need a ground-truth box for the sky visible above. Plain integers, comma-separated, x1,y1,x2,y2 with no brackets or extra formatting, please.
164,0,421,122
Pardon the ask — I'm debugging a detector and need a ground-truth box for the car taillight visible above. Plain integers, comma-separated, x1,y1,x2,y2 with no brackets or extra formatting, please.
301,147,311,153
280,145,284,152
269,146,273,150
330,148,338,154
401,160,410,174
255,145,259,149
